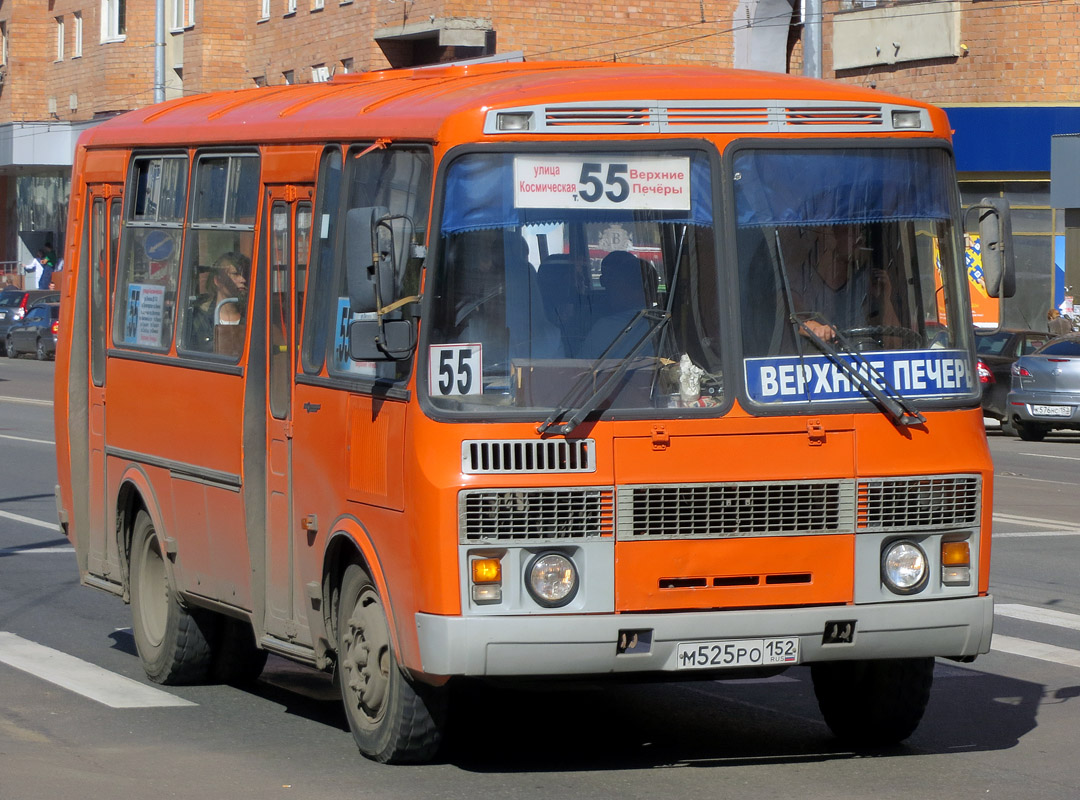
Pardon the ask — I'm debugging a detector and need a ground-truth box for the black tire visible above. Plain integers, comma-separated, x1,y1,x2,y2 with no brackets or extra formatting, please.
1015,420,1048,442
811,657,934,746
35,337,47,361
129,509,217,684
5,336,17,358
336,563,445,763
211,616,268,686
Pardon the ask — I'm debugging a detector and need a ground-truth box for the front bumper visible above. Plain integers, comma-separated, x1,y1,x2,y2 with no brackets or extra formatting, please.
415,594,993,677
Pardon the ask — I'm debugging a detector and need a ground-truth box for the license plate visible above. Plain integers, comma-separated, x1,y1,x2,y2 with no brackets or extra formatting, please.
1032,405,1072,417
676,637,800,670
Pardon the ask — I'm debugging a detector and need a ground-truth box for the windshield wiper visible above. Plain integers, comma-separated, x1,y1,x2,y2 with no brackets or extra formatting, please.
791,311,925,427
537,308,670,437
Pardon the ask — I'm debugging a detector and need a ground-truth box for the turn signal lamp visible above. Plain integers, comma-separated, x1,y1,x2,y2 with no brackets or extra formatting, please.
472,558,502,584
941,540,971,586
471,557,502,605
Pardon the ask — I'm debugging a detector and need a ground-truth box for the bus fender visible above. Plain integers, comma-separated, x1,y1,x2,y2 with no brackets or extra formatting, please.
112,462,170,601
321,518,412,673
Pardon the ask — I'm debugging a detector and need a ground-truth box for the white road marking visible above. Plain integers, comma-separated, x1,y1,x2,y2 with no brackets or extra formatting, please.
0,545,73,555
994,474,1078,488
1018,452,1080,461
0,632,196,708
0,432,55,446
995,604,1080,632
0,395,53,407
0,509,61,531
990,634,1080,669
995,530,1080,538
993,512,1078,530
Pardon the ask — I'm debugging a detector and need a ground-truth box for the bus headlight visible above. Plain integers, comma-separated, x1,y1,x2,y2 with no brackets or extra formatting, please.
881,540,928,594
525,553,578,607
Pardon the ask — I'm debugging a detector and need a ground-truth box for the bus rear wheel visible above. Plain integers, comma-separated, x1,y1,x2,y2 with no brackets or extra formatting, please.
336,563,445,763
129,509,216,684
811,657,934,746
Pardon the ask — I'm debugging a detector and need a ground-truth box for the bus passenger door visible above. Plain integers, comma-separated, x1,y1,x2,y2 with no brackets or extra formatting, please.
87,187,123,582
264,188,313,641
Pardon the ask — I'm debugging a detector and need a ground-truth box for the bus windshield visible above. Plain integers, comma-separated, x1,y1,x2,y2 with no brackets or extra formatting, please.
734,146,976,409
426,149,723,414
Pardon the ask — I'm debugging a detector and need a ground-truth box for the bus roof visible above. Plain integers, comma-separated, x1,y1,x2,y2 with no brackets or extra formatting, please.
79,61,947,149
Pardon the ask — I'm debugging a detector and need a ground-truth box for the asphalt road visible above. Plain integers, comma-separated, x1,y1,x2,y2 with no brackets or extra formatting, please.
2,357,1080,800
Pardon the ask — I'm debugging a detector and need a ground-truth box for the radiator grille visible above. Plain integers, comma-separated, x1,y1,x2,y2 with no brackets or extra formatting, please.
460,487,614,543
617,481,855,540
462,439,596,474
544,106,656,129
858,475,980,531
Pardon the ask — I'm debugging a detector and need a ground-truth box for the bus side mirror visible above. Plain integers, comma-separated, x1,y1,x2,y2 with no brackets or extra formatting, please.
971,197,1016,299
345,206,393,312
349,318,415,360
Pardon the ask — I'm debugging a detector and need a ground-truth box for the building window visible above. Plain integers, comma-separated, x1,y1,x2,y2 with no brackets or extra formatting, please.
260,0,271,20
313,0,325,9
1,23,6,66
311,64,329,82
286,0,297,15
283,70,295,84
171,0,194,31
340,57,353,74
56,17,65,62
101,0,127,42
73,13,83,58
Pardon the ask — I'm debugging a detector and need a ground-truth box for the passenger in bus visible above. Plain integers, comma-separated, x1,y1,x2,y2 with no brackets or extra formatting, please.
577,250,657,360
189,252,249,354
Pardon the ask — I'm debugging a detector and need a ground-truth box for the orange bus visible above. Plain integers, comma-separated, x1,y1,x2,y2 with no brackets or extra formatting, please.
55,61,1012,763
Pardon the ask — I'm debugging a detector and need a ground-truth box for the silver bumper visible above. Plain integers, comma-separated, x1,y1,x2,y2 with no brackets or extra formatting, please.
414,595,993,677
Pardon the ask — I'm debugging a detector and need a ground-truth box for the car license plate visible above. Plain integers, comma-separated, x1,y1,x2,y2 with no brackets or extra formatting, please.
676,637,799,670
1032,405,1072,417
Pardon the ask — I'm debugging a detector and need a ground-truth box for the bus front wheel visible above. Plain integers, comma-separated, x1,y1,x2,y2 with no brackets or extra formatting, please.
129,509,216,684
811,657,934,746
336,563,445,763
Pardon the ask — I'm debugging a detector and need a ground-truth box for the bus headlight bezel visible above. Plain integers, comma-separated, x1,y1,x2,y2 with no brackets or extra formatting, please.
881,540,929,595
525,552,579,608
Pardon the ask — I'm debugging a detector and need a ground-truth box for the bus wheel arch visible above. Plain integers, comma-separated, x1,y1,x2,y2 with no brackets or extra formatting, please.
114,470,164,602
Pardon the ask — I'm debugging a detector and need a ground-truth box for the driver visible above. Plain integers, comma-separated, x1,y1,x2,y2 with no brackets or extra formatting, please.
784,224,898,343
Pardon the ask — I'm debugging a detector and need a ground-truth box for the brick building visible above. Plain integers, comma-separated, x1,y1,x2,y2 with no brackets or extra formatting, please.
0,0,1075,322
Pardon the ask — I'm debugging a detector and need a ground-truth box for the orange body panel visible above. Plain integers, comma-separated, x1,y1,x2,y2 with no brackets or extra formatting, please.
615,535,854,611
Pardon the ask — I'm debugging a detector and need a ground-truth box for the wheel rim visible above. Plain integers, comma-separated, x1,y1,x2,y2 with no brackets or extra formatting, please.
340,586,391,727
136,535,168,647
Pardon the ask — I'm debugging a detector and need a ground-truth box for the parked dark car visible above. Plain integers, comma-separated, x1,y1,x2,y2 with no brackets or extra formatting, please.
0,289,61,355
1005,334,1080,441
5,302,60,361
975,327,1052,423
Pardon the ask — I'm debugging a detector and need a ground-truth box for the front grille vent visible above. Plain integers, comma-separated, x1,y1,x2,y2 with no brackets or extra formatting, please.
783,105,883,126
460,487,614,543
858,475,980,531
462,439,596,474
617,480,855,540
544,106,656,129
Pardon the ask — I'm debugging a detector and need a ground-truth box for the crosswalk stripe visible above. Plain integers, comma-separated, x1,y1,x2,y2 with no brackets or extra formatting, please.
992,512,1078,530
0,509,61,531
0,545,73,555
995,529,1080,538
995,604,1080,632
0,632,197,708
990,634,1080,669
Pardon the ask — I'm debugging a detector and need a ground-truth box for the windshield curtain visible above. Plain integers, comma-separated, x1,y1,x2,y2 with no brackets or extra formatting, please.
425,149,724,416
735,146,976,408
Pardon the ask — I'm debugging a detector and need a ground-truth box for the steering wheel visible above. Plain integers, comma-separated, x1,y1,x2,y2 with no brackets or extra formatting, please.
840,325,922,349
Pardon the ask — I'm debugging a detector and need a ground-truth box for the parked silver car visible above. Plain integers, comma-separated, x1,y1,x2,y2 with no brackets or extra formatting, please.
1006,334,1080,441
